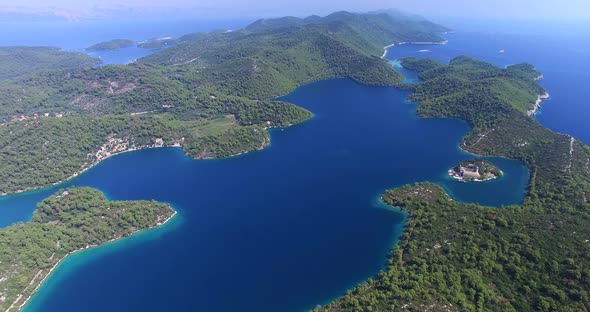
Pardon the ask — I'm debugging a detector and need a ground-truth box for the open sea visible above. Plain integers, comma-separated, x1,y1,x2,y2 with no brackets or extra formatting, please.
0,17,586,311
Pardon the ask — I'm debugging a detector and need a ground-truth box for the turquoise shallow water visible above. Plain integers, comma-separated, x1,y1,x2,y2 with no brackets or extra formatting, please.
0,77,528,312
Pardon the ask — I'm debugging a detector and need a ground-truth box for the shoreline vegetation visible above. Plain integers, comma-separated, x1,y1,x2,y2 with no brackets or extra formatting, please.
0,128,272,197
318,51,590,311
0,10,447,197
10,209,177,312
0,188,176,312
0,142,182,197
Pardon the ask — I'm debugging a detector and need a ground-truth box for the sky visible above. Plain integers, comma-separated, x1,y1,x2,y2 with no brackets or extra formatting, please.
0,0,589,20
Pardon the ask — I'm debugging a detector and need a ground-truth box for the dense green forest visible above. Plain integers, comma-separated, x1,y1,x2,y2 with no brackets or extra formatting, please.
86,39,136,51
0,11,445,195
0,47,98,81
321,182,590,311
138,11,448,98
319,58,590,311
0,188,175,311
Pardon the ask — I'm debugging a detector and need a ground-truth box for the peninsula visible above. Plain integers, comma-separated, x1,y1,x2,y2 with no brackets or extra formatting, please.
0,187,175,312
449,159,503,182
318,56,590,311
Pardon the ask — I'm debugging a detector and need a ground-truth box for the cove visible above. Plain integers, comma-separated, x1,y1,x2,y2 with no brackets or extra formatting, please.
0,78,529,312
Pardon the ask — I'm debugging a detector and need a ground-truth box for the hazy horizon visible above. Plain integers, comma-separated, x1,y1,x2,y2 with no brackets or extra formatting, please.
1,0,589,22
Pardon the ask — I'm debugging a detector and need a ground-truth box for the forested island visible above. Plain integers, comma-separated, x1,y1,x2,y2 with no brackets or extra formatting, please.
318,57,590,311
0,11,447,195
449,159,503,182
0,188,175,311
86,39,136,51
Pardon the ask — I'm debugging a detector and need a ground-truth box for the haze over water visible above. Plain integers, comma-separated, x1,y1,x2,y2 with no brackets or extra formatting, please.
0,17,584,311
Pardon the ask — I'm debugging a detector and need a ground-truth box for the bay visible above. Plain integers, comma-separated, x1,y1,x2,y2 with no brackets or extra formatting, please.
6,78,527,311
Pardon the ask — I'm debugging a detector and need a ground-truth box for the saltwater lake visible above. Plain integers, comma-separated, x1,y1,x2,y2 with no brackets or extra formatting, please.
0,17,586,311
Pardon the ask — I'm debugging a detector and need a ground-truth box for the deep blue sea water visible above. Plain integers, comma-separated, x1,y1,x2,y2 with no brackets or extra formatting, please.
0,18,586,311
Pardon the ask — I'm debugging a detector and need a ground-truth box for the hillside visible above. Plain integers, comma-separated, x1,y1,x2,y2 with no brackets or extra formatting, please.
0,11,445,195
245,11,449,45
140,11,448,99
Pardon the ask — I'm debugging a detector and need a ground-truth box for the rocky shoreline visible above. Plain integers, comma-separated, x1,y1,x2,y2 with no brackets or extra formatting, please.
528,92,550,116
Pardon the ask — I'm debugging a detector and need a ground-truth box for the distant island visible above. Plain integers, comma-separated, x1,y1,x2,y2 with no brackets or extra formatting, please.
86,39,136,51
0,187,175,311
448,159,503,182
